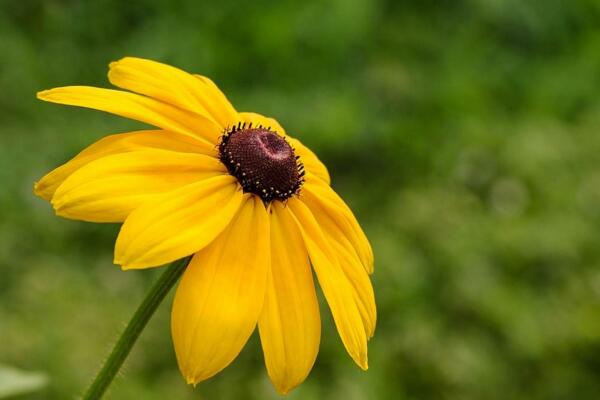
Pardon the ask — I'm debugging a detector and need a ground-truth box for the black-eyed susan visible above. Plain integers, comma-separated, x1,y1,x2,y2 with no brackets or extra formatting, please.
36,57,375,395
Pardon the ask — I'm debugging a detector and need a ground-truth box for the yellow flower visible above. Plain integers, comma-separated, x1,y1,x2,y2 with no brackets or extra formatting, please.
35,57,375,395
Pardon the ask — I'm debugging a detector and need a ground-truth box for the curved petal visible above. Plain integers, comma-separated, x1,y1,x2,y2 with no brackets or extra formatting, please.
302,175,374,274
287,198,368,370
51,149,226,223
115,175,243,269
109,57,238,128
330,239,376,339
300,187,376,339
258,202,320,395
34,129,217,201
194,74,240,126
288,137,330,185
171,195,269,384
37,86,222,145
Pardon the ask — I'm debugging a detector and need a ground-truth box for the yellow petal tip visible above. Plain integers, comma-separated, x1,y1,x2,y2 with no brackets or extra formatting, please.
50,197,67,214
272,380,299,396
51,206,64,218
32,181,48,199
359,358,368,371
36,90,51,100
185,375,199,387
275,387,291,396
271,377,304,395
114,258,132,271
107,60,124,76
353,352,368,371
113,255,127,268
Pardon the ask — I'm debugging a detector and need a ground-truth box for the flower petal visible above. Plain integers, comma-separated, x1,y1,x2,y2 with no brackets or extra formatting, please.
300,186,376,339
109,57,238,128
115,175,243,269
288,137,331,185
287,198,368,369
51,149,226,223
302,175,374,273
34,129,216,201
195,74,240,126
258,202,321,395
171,195,269,384
37,86,222,144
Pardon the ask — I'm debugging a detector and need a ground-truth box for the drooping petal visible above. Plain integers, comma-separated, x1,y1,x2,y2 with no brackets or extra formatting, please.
330,239,376,339
288,137,331,185
171,195,269,384
109,57,238,128
237,112,330,184
302,175,374,273
114,175,243,269
34,129,216,201
37,86,222,145
300,185,376,339
50,149,226,223
258,202,321,395
287,198,368,370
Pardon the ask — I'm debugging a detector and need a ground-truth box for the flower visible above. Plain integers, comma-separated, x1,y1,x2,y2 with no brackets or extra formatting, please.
35,57,375,394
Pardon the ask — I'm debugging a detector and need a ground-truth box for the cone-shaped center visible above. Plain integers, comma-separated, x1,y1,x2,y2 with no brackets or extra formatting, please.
219,126,304,201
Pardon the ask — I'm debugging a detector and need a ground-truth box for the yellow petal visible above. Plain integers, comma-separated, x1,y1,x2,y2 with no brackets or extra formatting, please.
37,86,221,145
288,137,331,185
115,175,243,269
258,202,321,395
171,195,269,384
51,149,226,223
34,129,216,201
287,198,368,370
302,175,374,273
330,239,376,339
300,189,376,339
109,57,238,128
195,74,240,127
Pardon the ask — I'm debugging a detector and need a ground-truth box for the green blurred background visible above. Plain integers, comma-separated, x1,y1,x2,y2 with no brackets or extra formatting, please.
2,0,600,399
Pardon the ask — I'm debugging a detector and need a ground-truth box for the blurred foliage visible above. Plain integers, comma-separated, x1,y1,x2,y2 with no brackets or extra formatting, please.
1,0,600,399
0,365,47,398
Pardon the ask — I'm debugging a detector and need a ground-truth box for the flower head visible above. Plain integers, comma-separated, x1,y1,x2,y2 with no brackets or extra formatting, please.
35,57,375,394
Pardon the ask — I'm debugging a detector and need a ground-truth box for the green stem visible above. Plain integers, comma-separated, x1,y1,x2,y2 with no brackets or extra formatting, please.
82,257,190,400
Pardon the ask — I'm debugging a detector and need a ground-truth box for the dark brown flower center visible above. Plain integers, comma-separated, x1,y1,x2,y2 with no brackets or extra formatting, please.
219,123,304,202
